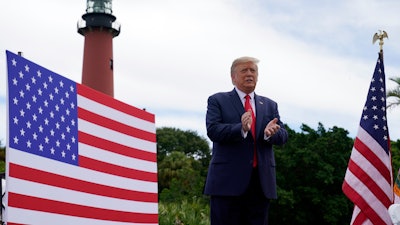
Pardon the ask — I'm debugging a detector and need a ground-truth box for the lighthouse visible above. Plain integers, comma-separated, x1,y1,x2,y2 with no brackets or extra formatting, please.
77,0,120,97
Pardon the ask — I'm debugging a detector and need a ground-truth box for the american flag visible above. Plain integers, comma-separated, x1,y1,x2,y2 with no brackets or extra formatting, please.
4,50,158,224
342,52,393,225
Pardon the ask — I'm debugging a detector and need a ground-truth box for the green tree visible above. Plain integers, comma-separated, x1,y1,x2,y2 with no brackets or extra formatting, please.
387,77,400,109
270,123,354,224
156,127,210,202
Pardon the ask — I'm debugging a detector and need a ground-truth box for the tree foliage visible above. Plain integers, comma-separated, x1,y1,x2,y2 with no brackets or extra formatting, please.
270,123,354,224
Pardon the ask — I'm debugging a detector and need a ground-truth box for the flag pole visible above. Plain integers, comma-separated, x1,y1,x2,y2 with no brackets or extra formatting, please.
373,30,388,53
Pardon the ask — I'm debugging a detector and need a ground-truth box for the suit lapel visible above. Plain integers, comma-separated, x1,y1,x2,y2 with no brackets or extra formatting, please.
254,94,265,139
229,89,245,117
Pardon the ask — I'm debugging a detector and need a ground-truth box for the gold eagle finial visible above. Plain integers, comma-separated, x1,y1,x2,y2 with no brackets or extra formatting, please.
373,30,388,52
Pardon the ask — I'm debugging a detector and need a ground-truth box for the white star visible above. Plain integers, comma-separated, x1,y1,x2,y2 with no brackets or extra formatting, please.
13,116,18,124
19,90,25,98
38,88,43,96
373,124,379,130
19,71,24,79
26,121,31,129
25,64,30,72
45,136,49,144
48,75,53,83
72,154,76,160
51,148,55,154
43,82,48,89
44,118,49,125
39,144,44,151
20,109,25,117
20,128,25,136
32,95,37,102
38,125,44,133
37,70,42,77
13,78,18,85
25,83,31,91
54,87,59,94
59,81,64,88
13,136,18,144
61,150,66,158
70,85,74,92
26,140,32,148
38,107,43,114
50,129,55,136
26,102,31,110
33,132,38,140
12,58,17,66
13,97,18,105
31,76,36,84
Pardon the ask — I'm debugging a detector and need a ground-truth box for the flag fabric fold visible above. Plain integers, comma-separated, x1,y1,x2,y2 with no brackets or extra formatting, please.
342,52,393,225
5,50,158,225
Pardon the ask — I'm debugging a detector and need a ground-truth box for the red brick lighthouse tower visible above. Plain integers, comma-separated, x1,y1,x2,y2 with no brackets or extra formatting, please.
78,0,120,97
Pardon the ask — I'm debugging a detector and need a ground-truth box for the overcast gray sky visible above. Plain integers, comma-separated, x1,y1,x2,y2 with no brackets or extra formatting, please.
2,0,400,145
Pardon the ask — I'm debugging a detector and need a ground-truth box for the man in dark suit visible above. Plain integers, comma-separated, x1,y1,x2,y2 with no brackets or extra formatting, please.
204,56,288,225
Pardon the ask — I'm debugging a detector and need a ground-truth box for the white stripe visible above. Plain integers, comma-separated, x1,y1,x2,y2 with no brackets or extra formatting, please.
8,177,158,213
79,118,156,153
78,94,155,134
7,207,158,225
80,143,157,173
9,149,158,193
344,170,392,224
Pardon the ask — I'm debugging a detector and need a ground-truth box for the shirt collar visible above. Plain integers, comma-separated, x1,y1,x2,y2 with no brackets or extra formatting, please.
234,87,255,100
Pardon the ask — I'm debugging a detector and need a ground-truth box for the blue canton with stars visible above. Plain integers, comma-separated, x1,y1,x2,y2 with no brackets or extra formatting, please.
360,52,390,153
7,51,79,165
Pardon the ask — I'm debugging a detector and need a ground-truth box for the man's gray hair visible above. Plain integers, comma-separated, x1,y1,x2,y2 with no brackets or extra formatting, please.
230,56,259,75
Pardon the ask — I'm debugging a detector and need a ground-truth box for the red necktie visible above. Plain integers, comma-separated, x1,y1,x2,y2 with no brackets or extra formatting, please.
245,95,257,167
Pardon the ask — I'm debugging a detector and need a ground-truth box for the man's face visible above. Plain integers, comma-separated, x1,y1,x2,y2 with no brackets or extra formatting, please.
231,61,258,94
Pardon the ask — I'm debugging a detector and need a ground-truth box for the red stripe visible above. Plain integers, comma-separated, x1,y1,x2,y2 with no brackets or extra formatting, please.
8,192,158,223
9,163,157,202
7,223,26,225
78,107,156,142
77,84,154,123
342,182,386,225
79,131,156,162
354,138,391,184
347,158,391,207
352,209,367,225
80,156,158,182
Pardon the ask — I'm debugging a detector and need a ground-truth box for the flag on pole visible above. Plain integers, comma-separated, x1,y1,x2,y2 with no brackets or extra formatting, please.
342,52,393,225
4,50,158,225
394,168,400,204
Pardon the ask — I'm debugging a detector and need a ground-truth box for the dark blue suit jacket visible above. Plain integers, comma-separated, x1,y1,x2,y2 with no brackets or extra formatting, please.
204,89,288,199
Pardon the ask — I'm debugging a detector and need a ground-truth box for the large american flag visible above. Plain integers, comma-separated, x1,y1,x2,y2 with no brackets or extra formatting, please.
4,50,158,224
342,52,393,225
